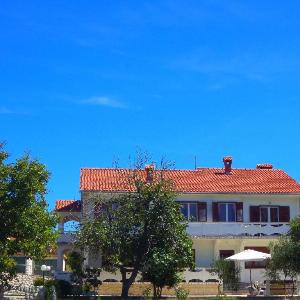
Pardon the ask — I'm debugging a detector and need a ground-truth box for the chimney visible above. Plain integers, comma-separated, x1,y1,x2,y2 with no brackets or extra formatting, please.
145,164,155,182
223,156,232,174
256,164,273,169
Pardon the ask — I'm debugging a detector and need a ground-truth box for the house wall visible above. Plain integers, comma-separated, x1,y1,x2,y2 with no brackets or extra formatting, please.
77,191,300,284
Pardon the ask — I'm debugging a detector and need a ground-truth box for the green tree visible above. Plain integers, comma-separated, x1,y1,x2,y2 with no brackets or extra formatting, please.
266,218,300,296
210,259,240,293
0,144,58,295
77,160,193,298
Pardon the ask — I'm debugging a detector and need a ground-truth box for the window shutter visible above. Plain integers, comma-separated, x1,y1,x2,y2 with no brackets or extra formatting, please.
249,206,260,222
212,202,219,222
198,202,207,222
236,202,243,222
279,206,290,222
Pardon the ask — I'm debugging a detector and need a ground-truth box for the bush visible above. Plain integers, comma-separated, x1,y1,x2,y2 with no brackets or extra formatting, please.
175,287,189,300
33,277,44,286
142,287,152,300
83,281,92,292
55,279,72,297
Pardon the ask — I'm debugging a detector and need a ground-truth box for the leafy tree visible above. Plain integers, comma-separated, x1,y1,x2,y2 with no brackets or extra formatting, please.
267,238,299,281
0,144,58,295
142,186,193,298
266,218,300,296
77,159,193,298
210,259,240,293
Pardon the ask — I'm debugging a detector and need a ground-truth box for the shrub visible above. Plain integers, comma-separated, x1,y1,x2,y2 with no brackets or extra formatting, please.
175,287,189,300
142,287,152,300
33,277,44,286
83,281,92,292
55,279,72,297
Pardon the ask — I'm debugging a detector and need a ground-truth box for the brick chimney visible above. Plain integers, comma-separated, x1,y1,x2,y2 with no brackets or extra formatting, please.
223,156,232,174
145,164,155,182
256,164,273,169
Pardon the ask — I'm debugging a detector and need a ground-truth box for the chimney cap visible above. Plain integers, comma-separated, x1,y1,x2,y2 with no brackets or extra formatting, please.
223,156,233,174
256,164,273,169
145,164,155,170
223,156,233,162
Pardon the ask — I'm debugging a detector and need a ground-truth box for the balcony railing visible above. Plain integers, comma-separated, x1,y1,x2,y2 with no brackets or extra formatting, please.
187,222,289,238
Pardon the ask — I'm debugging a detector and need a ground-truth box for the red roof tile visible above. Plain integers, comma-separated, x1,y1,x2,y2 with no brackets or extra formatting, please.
55,200,81,212
80,167,300,194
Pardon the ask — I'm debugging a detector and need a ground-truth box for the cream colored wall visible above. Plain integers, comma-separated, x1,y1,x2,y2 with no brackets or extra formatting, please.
192,237,279,283
193,239,215,267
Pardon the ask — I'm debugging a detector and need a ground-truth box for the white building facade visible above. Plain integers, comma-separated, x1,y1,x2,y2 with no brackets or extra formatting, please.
55,157,300,284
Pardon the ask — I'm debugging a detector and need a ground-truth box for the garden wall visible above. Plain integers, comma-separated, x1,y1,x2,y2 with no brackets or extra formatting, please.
97,282,221,296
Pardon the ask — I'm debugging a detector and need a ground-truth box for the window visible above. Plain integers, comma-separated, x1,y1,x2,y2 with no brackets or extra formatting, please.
260,206,279,222
213,202,243,222
218,203,236,222
244,247,269,269
250,206,290,223
219,250,234,259
179,202,207,222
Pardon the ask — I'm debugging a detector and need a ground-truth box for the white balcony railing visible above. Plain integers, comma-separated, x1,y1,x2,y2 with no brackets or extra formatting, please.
187,222,289,238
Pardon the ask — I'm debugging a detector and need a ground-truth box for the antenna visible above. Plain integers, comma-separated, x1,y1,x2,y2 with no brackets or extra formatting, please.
194,156,197,169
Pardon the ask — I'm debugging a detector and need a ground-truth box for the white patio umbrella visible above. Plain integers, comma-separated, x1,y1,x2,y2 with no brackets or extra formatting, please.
225,249,271,285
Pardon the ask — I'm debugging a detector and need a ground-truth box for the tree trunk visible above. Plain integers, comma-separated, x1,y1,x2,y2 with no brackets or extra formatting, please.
120,267,139,298
121,279,131,299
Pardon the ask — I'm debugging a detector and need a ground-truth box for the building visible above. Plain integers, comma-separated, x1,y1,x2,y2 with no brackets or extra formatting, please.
55,156,300,283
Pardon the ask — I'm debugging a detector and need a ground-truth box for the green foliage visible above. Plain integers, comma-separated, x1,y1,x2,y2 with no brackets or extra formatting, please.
0,144,58,292
266,217,300,285
33,277,44,286
142,287,152,300
210,259,240,291
83,281,92,292
0,255,16,294
83,267,102,292
77,156,193,298
175,287,189,300
55,279,72,298
66,251,84,279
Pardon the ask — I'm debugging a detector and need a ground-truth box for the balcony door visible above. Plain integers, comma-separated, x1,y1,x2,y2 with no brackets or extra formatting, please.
260,206,279,222
219,203,236,222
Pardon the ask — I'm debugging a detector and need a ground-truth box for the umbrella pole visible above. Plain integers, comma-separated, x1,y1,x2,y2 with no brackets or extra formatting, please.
250,267,252,287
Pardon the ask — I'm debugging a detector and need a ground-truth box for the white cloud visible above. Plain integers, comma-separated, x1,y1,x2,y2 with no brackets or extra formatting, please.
81,96,127,109
0,107,28,115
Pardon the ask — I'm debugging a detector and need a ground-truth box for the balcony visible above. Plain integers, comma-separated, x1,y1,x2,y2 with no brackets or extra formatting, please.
187,222,289,238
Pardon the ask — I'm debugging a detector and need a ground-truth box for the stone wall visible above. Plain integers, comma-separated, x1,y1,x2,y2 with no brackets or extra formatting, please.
97,282,221,296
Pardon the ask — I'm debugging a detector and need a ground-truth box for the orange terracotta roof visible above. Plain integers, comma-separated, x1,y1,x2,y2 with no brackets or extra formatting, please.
55,200,81,212
80,167,300,194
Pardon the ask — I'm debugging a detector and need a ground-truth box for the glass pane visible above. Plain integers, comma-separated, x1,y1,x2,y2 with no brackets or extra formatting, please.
199,208,206,222
270,207,279,222
228,204,236,222
189,203,198,222
180,203,188,220
219,203,227,222
260,207,268,222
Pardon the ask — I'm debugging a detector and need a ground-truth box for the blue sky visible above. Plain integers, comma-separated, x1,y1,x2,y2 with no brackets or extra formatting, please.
1,0,300,209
